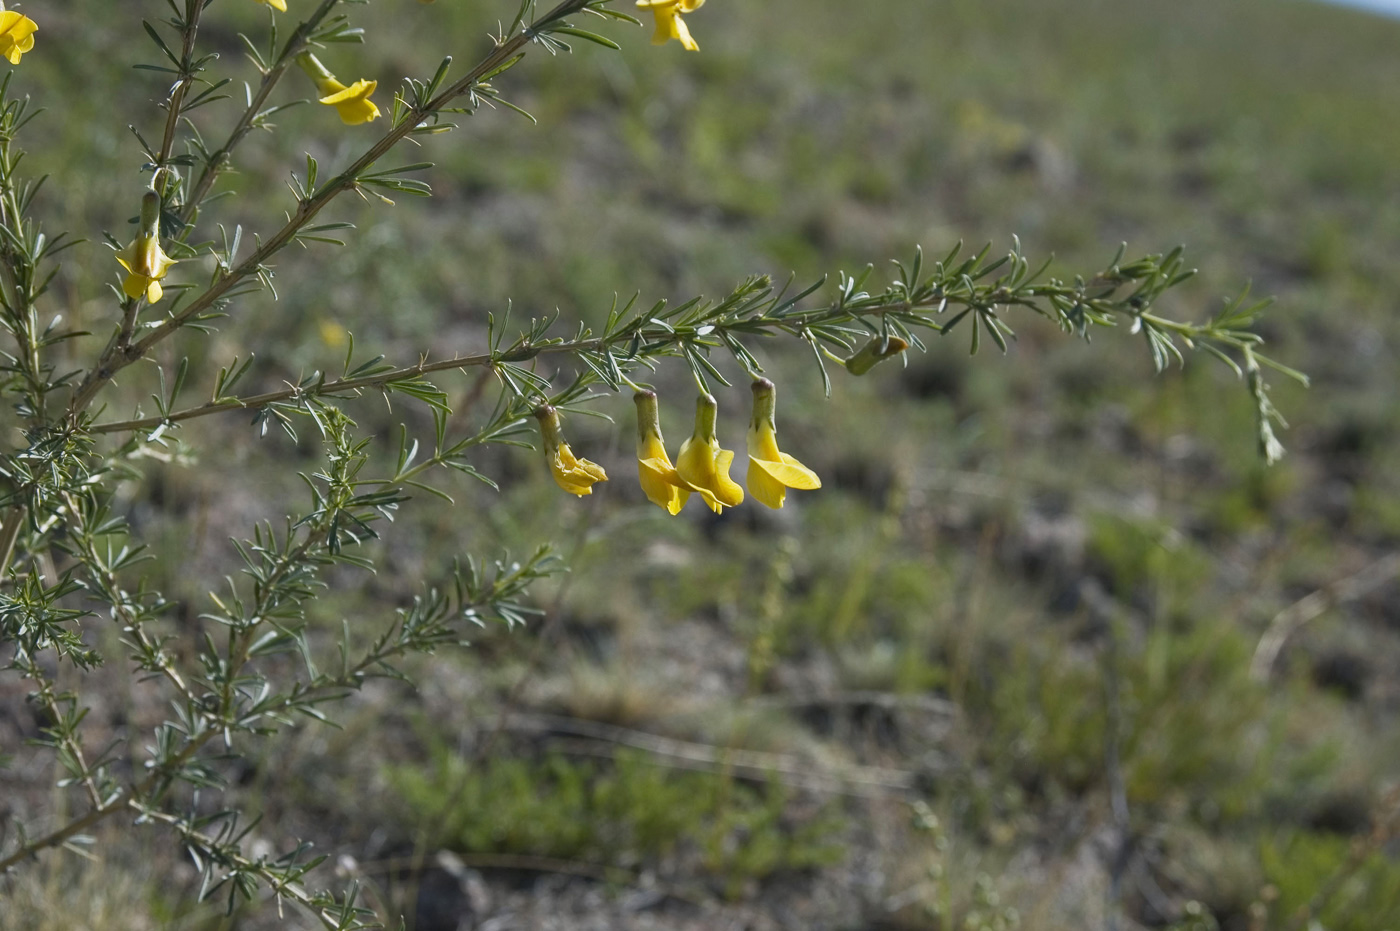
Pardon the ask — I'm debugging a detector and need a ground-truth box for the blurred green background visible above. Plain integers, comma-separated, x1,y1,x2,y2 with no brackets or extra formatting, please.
6,0,1400,928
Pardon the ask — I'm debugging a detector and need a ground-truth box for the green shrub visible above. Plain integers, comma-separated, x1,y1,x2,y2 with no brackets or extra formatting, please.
389,744,845,896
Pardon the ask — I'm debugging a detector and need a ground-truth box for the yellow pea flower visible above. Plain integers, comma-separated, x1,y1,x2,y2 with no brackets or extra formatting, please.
534,405,608,497
746,378,821,509
0,10,37,66
635,0,704,51
317,78,380,126
634,389,688,515
115,192,177,304
674,393,744,514
252,0,287,12
296,53,381,126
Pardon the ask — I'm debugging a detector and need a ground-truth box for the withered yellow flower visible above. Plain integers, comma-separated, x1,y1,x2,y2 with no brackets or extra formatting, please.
675,393,744,514
296,53,381,126
0,10,37,65
746,378,820,509
634,389,688,515
115,192,177,304
535,405,608,497
253,0,287,12
635,0,704,51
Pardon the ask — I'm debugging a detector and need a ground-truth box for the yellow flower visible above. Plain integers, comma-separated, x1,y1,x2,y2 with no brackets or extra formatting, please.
746,378,820,509
535,405,608,497
674,393,744,514
634,389,688,515
316,77,380,126
296,53,380,126
635,0,704,51
0,11,37,65
115,192,177,303
253,0,287,12
317,318,349,349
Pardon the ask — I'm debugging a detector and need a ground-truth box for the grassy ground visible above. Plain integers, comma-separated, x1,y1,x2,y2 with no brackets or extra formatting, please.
4,0,1400,928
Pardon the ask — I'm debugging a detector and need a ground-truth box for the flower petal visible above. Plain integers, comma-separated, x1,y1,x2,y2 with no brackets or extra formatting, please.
150,246,178,278
672,14,699,51
318,79,376,105
549,443,608,495
711,448,744,506
639,457,688,514
676,436,742,513
746,461,788,509
648,9,677,45
557,479,596,496
0,12,37,65
692,485,724,513
574,457,609,483
750,453,822,491
121,273,147,300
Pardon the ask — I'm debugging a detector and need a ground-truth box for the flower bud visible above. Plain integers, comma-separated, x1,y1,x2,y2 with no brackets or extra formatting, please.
844,335,910,376
138,190,161,240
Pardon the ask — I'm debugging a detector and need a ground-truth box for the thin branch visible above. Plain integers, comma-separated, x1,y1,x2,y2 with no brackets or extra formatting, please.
32,675,105,809
502,711,924,799
67,0,593,418
122,805,353,931
83,262,1257,436
0,791,127,873
155,0,210,171
178,0,345,228
61,491,195,702
1250,553,1400,682
92,352,503,434
0,503,23,577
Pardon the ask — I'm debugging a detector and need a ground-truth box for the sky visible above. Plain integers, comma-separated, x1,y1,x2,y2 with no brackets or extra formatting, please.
1321,0,1400,15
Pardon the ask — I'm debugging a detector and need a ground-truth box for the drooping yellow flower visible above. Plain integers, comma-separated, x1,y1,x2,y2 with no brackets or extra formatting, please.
116,237,177,303
115,192,177,304
635,0,704,51
535,405,608,497
674,393,744,514
0,11,36,65
634,389,688,515
746,378,821,509
253,0,287,12
296,53,380,126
